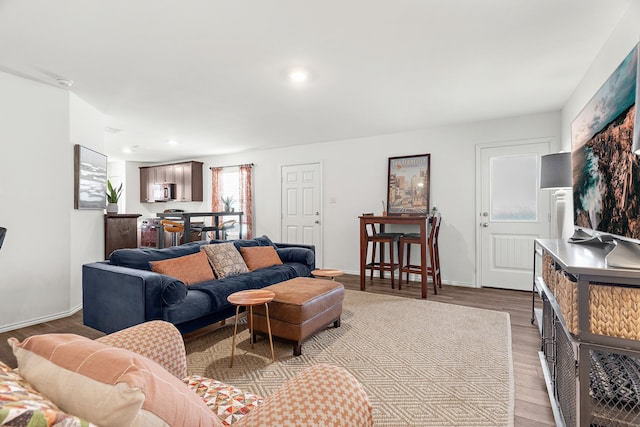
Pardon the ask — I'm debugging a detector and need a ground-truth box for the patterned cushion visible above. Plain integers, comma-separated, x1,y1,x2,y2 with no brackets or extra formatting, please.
184,375,263,426
96,320,187,379
201,243,249,279
237,364,374,426
150,251,215,285
9,334,222,427
239,246,283,271
0,361,95,427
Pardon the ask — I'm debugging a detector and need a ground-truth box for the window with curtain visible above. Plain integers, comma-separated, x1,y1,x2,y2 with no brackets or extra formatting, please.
211,164,253,239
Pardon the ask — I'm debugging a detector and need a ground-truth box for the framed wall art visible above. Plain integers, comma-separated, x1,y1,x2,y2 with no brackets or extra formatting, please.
387,153,430,215
74,144,108,210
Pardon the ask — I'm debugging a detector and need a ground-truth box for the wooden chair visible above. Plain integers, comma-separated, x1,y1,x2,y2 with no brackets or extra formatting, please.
362,213,404,288
161,220,184,247
398,213,442,294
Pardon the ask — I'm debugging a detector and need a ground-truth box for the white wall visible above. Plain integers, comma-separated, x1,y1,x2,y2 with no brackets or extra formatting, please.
0,72,70,329
0,73,105,331
69,94,107,308
150,111,559,287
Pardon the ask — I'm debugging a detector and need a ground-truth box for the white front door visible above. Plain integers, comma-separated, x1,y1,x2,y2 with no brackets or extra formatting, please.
280,163,322,267
477,140,550,291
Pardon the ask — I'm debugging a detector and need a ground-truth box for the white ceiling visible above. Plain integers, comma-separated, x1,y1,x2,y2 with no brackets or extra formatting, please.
0,0,632,162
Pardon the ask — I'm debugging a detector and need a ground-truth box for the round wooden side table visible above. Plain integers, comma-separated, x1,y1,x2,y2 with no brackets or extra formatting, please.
227,289,276,368
311,269,344,280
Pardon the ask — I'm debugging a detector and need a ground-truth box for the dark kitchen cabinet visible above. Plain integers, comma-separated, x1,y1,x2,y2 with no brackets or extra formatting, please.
139,161,203,203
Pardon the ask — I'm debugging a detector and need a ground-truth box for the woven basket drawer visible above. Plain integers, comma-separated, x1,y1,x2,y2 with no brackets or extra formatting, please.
555,273,640,340
542,252,556,293
555,271,578,334
589,283,640,341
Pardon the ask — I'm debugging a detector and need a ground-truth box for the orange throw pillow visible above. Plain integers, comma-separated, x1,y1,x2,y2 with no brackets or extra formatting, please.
150,251,215,285
240,246,283,271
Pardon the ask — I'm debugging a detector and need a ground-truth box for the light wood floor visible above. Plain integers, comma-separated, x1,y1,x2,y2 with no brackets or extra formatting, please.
0,274,555,426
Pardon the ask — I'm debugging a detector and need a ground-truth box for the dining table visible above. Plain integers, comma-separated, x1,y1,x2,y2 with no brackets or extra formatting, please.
359,214,431,298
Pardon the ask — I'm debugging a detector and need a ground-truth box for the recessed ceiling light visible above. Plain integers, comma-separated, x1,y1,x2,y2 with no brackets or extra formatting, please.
168,140,178,145
288,68,310,84
123,145,144,154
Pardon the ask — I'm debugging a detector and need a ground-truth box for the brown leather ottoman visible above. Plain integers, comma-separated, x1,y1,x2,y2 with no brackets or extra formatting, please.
252,277,344,356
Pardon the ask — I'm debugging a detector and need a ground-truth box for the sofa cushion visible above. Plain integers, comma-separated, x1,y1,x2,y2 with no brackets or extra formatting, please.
276,247,315,266
160,276,189,305
0,360,95,427
201,243,249,279
8,334,221,427
110,241,208,271
150,251,215,285
231,235,276,250
168,264,300,326
240,246,283,271
184,375,263,426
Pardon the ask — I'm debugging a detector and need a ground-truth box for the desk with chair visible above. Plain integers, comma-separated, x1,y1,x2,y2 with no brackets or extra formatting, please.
156,211,243,248
359,214,439,299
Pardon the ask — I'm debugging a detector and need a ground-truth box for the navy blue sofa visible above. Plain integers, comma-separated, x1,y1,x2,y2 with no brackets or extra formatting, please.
82,235,315,335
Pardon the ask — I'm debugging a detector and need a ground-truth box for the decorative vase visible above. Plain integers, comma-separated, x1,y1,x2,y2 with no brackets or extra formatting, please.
106,203,118,215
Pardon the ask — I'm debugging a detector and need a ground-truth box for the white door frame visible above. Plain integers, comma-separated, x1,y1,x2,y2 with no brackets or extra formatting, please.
279,161,324,268
474,137,552,288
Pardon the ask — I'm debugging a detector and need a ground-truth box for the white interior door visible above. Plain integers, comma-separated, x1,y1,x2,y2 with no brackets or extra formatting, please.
280,163,322,267
478,141,550,290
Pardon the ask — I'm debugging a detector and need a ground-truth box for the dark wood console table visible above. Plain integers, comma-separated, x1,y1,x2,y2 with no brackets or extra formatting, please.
104,214,141,259
156,211,243,248
359,215,430,298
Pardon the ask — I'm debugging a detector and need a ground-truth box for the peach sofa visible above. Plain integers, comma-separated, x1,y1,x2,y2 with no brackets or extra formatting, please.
1,320,373,427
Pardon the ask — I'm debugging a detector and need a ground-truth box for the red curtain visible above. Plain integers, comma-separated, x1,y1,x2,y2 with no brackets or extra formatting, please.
240,164,253,239
211,164,253,239
211,167,223,214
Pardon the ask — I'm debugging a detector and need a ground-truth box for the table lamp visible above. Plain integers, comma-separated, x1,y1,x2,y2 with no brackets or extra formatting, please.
540,152,572,239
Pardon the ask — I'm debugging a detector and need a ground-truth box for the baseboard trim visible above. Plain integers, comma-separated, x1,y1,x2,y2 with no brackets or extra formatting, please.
0,305,83,334
339,270,477,288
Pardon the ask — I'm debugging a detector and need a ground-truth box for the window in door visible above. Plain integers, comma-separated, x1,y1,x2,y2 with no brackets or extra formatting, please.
490,155,538,222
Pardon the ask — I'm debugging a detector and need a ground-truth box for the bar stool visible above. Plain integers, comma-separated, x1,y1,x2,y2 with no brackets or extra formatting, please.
161,220,184,247
362,213,404,289
398,213,442,294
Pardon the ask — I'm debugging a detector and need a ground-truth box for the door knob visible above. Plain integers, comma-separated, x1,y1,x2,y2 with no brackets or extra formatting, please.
481,223,489,227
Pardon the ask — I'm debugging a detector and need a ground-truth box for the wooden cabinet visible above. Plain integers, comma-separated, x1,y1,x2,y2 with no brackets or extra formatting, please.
139,161,203,203
174,161,203,202
139,167,154,202
534,239,640,426
104,214,141,259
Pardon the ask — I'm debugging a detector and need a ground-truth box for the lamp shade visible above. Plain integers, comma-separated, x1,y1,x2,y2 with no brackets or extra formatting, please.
540,152,572,189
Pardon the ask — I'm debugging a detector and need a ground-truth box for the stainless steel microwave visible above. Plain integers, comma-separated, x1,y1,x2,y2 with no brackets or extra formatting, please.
153,183,176,201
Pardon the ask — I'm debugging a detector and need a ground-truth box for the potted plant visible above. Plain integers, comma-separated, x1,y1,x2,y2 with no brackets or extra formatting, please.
106,180,123,215
221,195,235,212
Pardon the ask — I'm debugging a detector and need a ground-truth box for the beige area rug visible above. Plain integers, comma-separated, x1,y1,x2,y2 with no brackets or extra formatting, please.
185,290,514,426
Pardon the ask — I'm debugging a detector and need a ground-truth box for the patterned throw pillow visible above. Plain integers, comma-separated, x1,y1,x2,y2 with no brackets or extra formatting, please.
150,251,215,285
201,243,249,279
8,334,222,427
0,360,96,426
239,246,283,271
184,375,263,426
